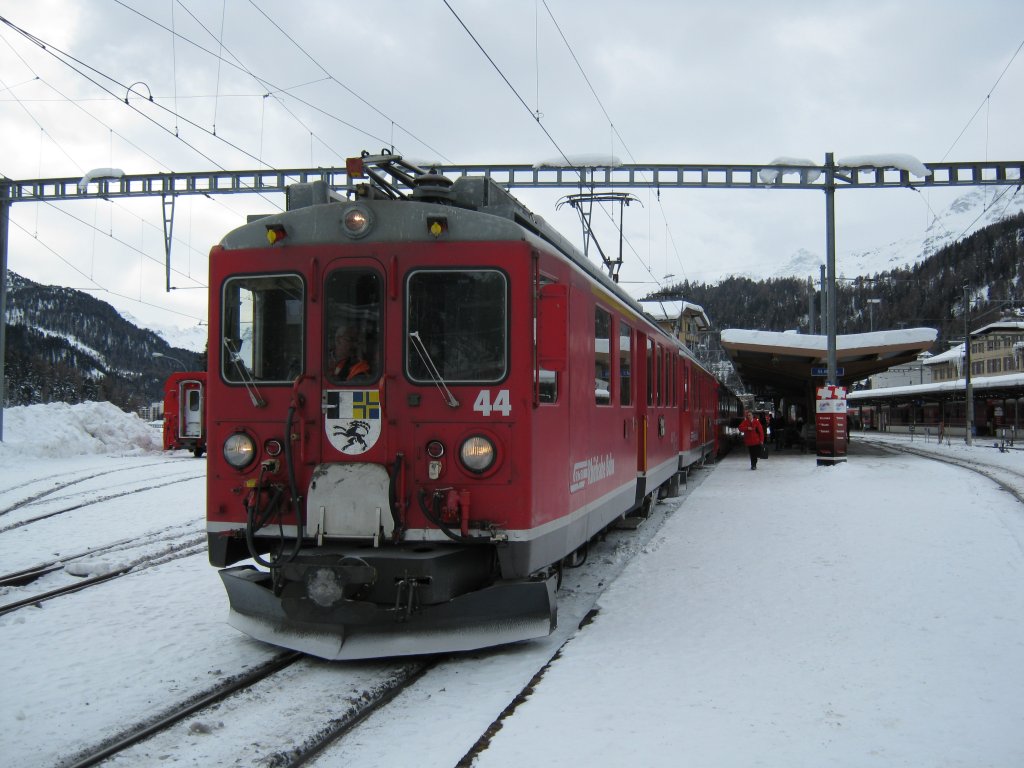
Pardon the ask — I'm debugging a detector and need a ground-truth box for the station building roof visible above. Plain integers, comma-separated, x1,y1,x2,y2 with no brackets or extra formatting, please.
720,328,938,400
848,371,1024,403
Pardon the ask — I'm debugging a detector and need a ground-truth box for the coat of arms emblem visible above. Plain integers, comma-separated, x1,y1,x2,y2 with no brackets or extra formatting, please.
323,390,382,454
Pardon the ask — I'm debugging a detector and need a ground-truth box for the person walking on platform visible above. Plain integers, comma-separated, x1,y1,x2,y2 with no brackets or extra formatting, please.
739,411,765,470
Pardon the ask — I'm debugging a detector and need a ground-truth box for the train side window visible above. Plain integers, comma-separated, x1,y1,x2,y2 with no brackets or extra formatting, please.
406,269,507,383
222,273,304,384
670,352,677,406
683,360,690,410
536,276,563,404
537,369,558,403
325,269,382,385
595,307,611,405
619,322,632,406
656,345,664,406
646,337,655,406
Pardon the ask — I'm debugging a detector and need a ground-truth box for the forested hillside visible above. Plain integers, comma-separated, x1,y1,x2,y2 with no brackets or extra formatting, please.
3,273,203,411
3,213,1021,411
648,212,1024,342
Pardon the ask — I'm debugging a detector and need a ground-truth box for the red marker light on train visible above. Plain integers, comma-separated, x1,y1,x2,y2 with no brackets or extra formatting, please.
345,156,366,178
265,224,287,245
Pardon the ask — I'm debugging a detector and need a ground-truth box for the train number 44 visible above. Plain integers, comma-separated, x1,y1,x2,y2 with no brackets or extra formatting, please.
473,389,511,417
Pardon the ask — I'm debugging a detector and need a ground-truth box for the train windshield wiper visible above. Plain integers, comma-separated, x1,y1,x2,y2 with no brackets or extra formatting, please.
223,338,266,408
408,331,459,408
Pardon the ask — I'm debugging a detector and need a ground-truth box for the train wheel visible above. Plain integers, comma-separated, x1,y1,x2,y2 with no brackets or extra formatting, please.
664,472,681,498
639,493,653,518
564,542,588,569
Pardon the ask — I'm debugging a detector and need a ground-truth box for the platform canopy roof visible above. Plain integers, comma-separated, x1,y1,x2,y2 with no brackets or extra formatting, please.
720,328,938,399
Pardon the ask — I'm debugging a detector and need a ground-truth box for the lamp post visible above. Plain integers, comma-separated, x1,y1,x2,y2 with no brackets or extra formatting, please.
153,352,186,371
963,282,974,446
867,298,881,332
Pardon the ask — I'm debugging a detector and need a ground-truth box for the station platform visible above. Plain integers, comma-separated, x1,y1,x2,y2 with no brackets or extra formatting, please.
476,435,1024,767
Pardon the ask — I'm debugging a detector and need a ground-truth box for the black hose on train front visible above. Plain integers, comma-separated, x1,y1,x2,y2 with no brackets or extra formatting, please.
388,453,405,540
243,466,284,569
417,489,489,545
279,403,303,563
242,404,305,568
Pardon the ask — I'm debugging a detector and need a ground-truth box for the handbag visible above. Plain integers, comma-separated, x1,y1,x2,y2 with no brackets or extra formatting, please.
761,443,769,458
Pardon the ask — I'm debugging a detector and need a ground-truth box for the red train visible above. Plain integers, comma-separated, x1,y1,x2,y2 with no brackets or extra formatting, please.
206,153,730,659
161,371,206,457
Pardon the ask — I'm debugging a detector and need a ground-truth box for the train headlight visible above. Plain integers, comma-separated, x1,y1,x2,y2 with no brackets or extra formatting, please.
341,205,373,238
223,432,257,469
459,435,496,474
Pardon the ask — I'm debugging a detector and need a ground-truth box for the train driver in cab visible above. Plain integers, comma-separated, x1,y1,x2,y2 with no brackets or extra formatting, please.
330,325,371,382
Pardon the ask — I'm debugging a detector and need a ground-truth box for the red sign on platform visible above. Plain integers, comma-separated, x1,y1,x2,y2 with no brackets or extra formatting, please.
815,386,848,464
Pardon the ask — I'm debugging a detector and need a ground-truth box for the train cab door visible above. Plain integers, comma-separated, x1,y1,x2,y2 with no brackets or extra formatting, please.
634,331,651,478
616,320,639,481
309,259,394,544
181,383,203,439
316,261,386,458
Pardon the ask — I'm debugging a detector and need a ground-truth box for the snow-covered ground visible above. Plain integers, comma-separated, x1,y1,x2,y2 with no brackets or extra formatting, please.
1,404,1022,766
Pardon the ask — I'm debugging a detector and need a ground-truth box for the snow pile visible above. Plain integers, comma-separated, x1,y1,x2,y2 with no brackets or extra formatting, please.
0,401,162,458
64,558,131,578
533,154,622,169
758,153,930,185
838,153,931,177
759,156,820,184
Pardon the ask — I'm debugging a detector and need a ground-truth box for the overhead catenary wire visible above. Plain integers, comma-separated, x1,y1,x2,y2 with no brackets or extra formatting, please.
245,0,452,164
167,0,379,165
0,58,227,268
940,35,1024,161
212,0,226,135
443,1,669,290
442,0,576,171
0,14,286,200
0,52,222,272
1,7,356,191
539,0,687,289
40,201,207,289
8,218,205,324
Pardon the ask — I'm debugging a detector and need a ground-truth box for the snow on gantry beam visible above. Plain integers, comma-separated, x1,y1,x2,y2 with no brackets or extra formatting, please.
1,161,1021,203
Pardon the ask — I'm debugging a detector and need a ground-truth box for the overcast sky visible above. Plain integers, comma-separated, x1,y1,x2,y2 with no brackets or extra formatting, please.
1,0,1022,333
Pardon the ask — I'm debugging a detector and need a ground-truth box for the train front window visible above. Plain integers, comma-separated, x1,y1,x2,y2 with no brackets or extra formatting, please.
325,269,382,385
406,269,507,383
222,274,304,384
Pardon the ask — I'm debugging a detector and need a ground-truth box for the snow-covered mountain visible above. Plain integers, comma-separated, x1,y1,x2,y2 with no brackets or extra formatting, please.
120,312,207,353
769,189,1024,280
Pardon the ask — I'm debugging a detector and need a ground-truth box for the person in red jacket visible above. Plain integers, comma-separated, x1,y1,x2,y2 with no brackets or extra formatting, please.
738,410,765,470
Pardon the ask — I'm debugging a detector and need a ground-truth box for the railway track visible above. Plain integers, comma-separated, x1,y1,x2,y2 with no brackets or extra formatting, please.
41,461,716,768
0,470,206,533
60,653,436,768
0,459,187,518
62,652,305,768
0,524,205,615
861,436,1024,504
